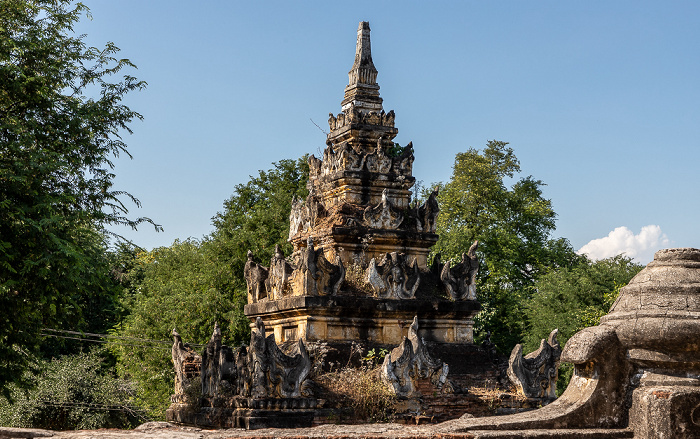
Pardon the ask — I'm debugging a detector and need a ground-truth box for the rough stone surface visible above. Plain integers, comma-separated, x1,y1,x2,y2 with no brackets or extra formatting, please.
243,295,480,345
0,424,636,438
630,385,700,439
0,427,55,438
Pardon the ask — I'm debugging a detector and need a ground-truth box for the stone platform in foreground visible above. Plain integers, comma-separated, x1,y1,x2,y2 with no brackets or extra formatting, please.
0,422,635,439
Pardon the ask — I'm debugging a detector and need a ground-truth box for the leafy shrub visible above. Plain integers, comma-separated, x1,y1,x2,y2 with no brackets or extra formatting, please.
0,350,145,430
362,348,388,368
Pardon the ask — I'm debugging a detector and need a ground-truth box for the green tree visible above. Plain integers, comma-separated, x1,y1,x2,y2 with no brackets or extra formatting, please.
111,240,245,419
38,232,127,361
210,156,309,285
433,141,580,352
522,255,643,352
0,0,158,395
522,255,642,395
112,157,309,418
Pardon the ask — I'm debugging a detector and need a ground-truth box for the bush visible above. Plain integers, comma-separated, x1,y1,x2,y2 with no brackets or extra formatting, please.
0,350,145,430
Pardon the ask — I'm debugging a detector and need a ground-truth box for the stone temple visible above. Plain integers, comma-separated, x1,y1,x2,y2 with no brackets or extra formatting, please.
167,21,700,436
243,21,480,351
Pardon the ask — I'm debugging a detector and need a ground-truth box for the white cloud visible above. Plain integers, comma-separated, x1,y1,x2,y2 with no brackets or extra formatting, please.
577,225,670,264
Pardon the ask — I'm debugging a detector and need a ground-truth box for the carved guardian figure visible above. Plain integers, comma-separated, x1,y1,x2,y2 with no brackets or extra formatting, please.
381,316,454,398
441,241,479,300
244,251,269,303
507,329,561,401
366,251,420,299
288,188,325,243
415,186,439,233
363,189,404,229
392,141,414,176
248,318,312,398
365,136,392,174
291,237,345,296
171,329,201,400
268,244,293,300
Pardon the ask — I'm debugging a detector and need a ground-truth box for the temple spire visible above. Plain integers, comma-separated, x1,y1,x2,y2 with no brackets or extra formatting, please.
341,21,383,113
348,21,377,86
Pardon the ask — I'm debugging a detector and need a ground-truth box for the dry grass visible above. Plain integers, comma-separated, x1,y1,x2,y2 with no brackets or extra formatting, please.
467,379,527,411
316,364,396,422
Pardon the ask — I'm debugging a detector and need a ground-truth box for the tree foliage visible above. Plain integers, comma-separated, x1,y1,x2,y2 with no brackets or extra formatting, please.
433,141,581,352
210,156,309,284
523,255,643,352
111,240,247,419
112,158,309,419
522,255,642,395
0,0,158,395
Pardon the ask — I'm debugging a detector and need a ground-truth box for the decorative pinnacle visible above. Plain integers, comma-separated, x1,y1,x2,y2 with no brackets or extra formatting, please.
341,21,383,114
348,21,378,86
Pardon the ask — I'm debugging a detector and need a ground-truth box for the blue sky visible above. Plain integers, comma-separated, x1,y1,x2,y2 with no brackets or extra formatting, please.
74,1,700,264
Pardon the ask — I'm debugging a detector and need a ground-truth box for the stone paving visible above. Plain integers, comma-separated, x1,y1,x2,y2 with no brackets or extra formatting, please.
0,421,635,439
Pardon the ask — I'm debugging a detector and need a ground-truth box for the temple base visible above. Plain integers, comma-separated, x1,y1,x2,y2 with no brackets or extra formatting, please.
244,295,480,345
166,397,316,430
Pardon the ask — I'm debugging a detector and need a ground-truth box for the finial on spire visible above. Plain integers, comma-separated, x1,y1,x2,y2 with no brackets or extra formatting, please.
341,21,383,113
349,21,377,86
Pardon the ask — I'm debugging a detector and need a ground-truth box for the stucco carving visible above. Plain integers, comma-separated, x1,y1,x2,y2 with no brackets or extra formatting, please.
365,137,392,174
244,251,268,303
291,238,345,296
169,320,316,429
173,320,313,401
288,190,325,240
171,329,201,399
307,154,322,179
414,186,439,233
440,241,479,300
328,109,396,131
246,240,345,303
381,316,454,398
305,137,415,181
507,329,561,401
248,318,313,398
268,244,293,300
366,251,420,299
334,142,365,172
363,189,404,229
393,141,414,175
201,323,238,398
